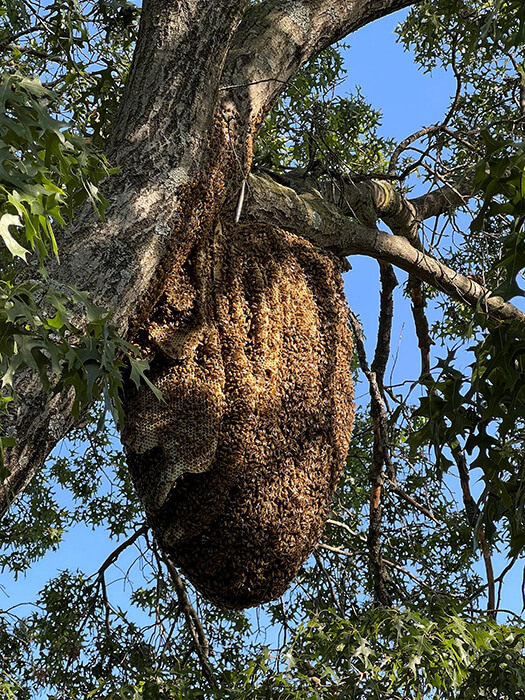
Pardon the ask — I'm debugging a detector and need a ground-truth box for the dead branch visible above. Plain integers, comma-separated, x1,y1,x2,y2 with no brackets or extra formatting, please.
385,480,441,525
92,523,149,581
388,125,441,175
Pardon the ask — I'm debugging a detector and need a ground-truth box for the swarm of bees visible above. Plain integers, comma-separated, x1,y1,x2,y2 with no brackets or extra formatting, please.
122,221,354,608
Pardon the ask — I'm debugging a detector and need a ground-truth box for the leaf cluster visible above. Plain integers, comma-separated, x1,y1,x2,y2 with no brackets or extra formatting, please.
410,324,525,556
255,46,394,176
1,0,138,146
1,2,525,699
0,5,157,459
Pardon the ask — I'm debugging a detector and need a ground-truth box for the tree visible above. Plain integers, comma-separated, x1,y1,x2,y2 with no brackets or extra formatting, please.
1,0,525,697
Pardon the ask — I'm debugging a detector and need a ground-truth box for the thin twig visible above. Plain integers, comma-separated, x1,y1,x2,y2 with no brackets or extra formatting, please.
319,543,454,596
349,310,393,606
313,550,344,616
349,310,394,478
385,480,441,525
495,555,519,612
454,451,496,618
159,551,218,689
0,21,45,50
235,179,247,222
388,125,441,175
91,524,148,580
408,276,432,376
219,77,288,90
327,518,367,543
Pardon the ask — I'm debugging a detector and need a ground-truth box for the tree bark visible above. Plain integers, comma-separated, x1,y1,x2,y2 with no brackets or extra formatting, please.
244,173,525,328
4,0,497,519
222,0,420,121
2,0,252,515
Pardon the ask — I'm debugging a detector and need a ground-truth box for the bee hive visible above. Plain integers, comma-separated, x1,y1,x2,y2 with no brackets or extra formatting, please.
122,221,354,608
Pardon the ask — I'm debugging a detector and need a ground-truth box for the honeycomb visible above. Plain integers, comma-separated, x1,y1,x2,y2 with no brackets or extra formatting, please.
122,220,354,608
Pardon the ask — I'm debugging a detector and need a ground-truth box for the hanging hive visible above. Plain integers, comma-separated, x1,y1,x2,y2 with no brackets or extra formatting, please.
122,221,354,609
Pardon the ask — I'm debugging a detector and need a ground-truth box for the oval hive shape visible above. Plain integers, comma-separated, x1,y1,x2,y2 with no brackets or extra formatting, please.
122,222,354,608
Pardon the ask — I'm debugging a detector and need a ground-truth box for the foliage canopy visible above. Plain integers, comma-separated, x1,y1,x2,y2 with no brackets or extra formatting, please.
1,0,525,698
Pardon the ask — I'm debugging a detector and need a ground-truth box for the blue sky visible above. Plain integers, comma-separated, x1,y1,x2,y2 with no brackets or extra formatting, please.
1,5,523,671
343,8,524,616
343,7,455,351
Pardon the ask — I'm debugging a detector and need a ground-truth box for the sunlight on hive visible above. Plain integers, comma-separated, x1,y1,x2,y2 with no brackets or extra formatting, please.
122,220,354,608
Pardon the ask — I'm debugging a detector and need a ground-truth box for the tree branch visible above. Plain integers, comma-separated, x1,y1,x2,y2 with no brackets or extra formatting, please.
408,276,432,376
371,262,398,388
385,479,441,524
321,172,476,244
91,524,148,582
158,550,218,689
222,0,421,120
245,173,525,331
319,543,447,594
313,550,345,616
348,311,392,606
409,176,475,220
454,451,496,618
320,175,421,242
388,124,441,175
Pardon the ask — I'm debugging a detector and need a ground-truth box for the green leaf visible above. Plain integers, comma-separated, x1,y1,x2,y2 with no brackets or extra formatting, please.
128,358,163,401
0,213,28,259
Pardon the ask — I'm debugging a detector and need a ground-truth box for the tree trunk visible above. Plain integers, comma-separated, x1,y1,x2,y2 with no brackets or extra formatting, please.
8,0,524,532
2,0,423,517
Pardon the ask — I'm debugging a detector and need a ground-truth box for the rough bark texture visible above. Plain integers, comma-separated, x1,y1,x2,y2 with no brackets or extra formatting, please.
222,0,419,120
7,0,517,604
1,0,419,518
